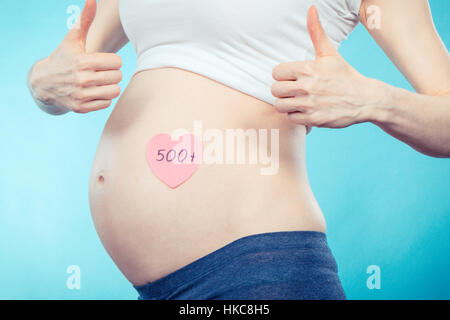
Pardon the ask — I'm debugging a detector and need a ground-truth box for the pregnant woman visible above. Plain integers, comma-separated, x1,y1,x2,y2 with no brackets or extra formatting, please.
28,0,450,300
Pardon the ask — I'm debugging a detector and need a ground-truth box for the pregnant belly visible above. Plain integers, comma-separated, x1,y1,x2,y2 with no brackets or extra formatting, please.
88,68,325,286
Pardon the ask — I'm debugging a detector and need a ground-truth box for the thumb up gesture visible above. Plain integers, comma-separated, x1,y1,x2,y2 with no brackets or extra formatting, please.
272,6,380,129
29,0,122,114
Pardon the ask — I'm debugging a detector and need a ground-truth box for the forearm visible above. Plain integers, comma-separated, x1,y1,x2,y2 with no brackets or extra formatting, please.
365,81,450,158
85,0,128,54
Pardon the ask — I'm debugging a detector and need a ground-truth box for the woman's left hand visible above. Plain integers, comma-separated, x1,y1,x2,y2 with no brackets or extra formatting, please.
271,6,387,129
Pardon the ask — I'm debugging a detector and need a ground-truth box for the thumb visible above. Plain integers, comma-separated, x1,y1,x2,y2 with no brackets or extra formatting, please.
307,6,338,58
66,0,97,47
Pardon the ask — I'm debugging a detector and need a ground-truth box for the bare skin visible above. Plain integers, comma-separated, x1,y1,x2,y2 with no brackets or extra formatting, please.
272,2,450,158
29,0,324,285
28,0,449,285
88,67,325,284
28,0,124,115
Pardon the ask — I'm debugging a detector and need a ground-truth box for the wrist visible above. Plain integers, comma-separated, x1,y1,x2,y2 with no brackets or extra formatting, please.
358,78,396,125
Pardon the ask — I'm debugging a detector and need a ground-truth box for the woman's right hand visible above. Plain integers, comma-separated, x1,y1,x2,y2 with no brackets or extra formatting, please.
28,0,122,115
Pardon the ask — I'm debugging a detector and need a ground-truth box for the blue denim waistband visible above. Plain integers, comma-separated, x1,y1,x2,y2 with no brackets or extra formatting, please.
134,231,344,300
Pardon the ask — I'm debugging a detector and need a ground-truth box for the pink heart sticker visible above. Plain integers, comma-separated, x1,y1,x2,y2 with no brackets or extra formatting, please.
146,133,203,189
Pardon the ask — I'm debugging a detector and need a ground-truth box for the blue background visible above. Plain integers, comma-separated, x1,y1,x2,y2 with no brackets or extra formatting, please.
0,0,448,300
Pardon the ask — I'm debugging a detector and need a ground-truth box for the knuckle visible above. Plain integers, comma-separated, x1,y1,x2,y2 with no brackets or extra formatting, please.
294,85,306,95
75,56,90,70
71,102,83,113
99,100,112,110
71,89,87,102
74,73,88,88
309,113,322,127
293,62,305,74
303,115,314,126
308,117,317,127
291,81,306,95
109,85,121,98
305,95,317,107
290,96,300,108
270,82,280,96
272,62,291,80
77,103,92,114
299,80,314,93
273,99,284,110
78,108,89,114
112,84,121,94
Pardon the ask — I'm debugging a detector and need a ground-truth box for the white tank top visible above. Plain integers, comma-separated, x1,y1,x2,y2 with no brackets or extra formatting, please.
119,0,361,105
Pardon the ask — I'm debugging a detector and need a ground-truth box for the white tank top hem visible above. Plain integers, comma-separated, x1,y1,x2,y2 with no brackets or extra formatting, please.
119,0,362,105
